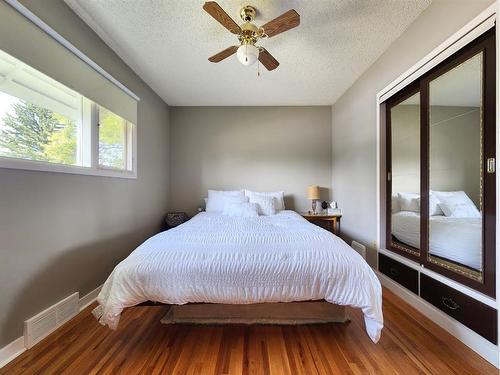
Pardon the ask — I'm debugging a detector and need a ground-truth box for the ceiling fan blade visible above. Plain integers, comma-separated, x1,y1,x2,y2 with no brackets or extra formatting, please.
209,46,239,63
203,2,241,35
261,9,300,38
258,48,279,71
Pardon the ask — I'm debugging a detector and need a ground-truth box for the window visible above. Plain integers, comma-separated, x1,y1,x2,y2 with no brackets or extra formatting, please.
98,107,128,170
0,91,81,166
0,48,136,178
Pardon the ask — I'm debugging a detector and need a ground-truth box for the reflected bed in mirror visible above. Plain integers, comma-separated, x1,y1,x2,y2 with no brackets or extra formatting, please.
389,92,421,257
391,191,482,273
427,51,483,281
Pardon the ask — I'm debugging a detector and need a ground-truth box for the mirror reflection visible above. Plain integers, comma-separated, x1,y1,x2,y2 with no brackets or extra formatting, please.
428,52,483,276
390,92,421,255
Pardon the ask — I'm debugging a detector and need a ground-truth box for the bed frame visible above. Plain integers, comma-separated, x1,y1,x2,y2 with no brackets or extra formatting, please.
136,301,349,325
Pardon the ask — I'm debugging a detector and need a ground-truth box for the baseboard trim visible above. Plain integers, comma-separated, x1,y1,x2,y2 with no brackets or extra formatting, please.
0,284,103,369
378,272,499,368
0,337,25,369
79,285,102,311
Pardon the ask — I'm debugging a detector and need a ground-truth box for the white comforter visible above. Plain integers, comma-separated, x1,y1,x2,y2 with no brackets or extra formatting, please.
94,211,383,342
392,211,482,270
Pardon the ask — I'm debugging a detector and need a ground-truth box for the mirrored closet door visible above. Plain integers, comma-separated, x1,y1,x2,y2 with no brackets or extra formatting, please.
427,52,484,281
387,88,422,260
385,28,496,296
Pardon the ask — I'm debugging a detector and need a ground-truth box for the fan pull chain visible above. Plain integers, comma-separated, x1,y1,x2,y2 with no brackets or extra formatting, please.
257,60,260,77
245,44,248,62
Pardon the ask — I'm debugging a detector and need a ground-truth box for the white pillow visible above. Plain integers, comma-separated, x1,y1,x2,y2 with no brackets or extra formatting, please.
223,202,259,218
245,190,285,211
398,192,419,212
416,194,443,216
428,194,444,216
206,190,246,212
439,202,481,218
391,195,400,213
432,190,473,205
251,195,277,216
433,190,480,218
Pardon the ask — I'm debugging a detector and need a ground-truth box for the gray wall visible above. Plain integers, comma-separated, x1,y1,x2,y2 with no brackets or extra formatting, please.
430,106,481,207
391,103,421,196
169,107,332,214
0,0,170,347
330,0,494,266
392,105,481,207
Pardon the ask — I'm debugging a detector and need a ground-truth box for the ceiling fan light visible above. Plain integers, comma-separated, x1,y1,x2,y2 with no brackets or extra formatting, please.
236,44,259,66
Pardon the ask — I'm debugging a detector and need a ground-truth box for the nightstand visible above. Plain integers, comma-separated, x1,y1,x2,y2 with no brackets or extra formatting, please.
301,213,342,235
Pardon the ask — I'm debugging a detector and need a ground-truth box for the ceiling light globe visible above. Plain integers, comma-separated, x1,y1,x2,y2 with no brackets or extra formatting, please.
236,44,259,66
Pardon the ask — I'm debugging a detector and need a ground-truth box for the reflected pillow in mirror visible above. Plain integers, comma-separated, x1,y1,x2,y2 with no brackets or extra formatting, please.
417,194,444,216
223,202,259,218
398,192,419,212
439,202,481,218
433,190,480,218
391,195,401,213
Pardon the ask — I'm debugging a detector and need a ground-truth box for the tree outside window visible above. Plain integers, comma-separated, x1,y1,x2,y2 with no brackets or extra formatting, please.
0,99,77,165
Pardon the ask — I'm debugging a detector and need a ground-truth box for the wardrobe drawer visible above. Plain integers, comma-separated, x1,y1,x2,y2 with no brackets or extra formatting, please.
420,274,497,344
379,253,418,294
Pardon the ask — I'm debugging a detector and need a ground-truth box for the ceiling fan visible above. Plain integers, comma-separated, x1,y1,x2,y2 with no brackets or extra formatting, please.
203,2,300,71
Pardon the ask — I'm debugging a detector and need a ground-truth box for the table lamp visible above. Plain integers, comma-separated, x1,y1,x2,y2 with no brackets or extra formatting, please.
307,185,320,214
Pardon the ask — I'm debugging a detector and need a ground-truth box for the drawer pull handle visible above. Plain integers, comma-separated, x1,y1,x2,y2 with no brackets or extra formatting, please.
442,297,460,311
389,267,400,277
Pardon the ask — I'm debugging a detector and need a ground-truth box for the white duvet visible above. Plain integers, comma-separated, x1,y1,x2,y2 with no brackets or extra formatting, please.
392,211,482,270
94,211,383,342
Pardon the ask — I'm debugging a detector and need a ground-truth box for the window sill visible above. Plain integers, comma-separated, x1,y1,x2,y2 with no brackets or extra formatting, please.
0,156,136,179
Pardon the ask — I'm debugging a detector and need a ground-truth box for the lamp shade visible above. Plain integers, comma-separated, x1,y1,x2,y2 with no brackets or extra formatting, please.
307,185,320,200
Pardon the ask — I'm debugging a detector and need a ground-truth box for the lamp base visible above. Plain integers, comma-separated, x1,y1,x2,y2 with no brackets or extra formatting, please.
312,200,317,215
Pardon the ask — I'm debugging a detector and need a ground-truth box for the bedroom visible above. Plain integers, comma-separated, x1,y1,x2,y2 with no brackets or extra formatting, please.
0,0,499,374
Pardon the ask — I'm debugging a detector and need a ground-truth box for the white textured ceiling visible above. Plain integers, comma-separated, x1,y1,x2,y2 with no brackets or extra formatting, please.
65,0,432,106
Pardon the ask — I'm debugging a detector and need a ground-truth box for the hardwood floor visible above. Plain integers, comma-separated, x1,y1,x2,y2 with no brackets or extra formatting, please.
1,288,496,374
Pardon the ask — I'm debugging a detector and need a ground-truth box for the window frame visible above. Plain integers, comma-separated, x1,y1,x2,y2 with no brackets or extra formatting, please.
0,98,137,179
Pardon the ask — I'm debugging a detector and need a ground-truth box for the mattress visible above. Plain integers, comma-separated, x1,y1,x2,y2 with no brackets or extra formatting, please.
391,211,482,270
93,210,383,343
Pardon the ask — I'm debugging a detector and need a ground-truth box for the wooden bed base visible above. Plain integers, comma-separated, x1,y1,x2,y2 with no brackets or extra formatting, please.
136,301,349,325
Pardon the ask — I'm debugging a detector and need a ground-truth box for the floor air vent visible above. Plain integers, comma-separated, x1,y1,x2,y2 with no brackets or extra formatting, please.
351,241,367,260
24,292,79,348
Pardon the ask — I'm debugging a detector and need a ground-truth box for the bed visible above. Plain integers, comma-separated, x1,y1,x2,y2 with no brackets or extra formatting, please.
93,210,383,343
392,211,482,270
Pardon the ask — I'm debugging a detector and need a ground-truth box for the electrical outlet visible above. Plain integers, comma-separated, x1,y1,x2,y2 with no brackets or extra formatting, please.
371,240,377,249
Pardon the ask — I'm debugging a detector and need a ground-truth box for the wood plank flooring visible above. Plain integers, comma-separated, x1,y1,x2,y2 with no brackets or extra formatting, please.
1,288,496,374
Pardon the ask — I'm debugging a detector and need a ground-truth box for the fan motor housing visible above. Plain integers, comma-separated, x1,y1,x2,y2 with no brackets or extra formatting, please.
238,22,259,45
240,5,256,22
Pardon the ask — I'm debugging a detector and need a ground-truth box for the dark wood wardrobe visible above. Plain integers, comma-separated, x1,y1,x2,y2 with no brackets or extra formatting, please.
380,27,497,344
